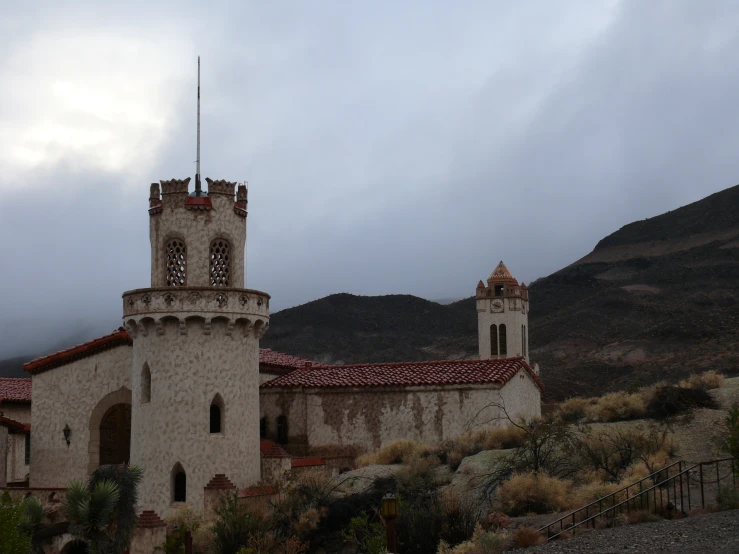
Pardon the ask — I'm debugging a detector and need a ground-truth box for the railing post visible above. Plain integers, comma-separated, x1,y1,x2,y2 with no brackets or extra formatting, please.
679,462,685,514
699,463,705,508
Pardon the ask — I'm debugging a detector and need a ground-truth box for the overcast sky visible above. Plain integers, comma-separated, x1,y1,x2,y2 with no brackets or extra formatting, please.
2,0,739,357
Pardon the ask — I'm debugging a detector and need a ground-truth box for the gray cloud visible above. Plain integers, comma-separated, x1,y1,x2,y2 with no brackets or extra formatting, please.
2,0,738,357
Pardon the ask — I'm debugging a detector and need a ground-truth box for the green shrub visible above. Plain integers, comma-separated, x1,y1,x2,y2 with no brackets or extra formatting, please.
646,386,718,419
396,495,478,554
210,491,265,554
721,406,739,460
341,511,386,554
0,494,32,554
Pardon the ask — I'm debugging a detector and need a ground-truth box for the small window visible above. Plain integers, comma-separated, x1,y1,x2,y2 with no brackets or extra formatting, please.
210,394,224,434
210,239,231,287
495,285,504,296
276,415,288,445
25,433,30,465
490,324,498,357
141,364,151,404
172,463,186,503
165,239,187,286
499,324,507,356
260,417,267,439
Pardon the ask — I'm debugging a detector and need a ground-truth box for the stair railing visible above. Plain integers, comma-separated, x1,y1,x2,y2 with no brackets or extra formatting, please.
539,457,738,541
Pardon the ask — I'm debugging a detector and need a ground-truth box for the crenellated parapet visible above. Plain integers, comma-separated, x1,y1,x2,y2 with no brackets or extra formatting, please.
123,313,268,340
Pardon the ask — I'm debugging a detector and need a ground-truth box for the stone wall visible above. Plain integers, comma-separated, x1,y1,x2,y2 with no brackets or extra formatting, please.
261,370,541,452
29,345,132,488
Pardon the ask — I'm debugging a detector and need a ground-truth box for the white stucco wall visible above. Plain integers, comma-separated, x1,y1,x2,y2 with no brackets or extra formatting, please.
1,404,31,424
30,345,132,488
130,317,262,518
261,369,541,453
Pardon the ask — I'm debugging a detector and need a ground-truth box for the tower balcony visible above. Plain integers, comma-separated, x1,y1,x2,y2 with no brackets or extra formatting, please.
122,287,270,320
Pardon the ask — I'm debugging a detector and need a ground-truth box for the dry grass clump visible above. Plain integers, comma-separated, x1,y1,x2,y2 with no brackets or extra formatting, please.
396,454,445,493
678,370,725,390
625,510,661,524
444,426,527,470
496,473,572,516
355,439,432,467
512,526,546,547
436,524,507,554
584,391,646,422
555,397,597,423
570,481,624,507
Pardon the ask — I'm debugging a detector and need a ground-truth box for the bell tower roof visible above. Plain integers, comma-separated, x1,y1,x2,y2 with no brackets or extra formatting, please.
487,261,517,284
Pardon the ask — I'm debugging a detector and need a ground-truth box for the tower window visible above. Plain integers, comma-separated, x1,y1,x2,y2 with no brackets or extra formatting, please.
499,324,507,356
165,239,187,286
490,324,498,357
210,394,224,434
25,433,30,465
141,364,151,404
210,239,231,287
172,463,186,503
494,285,504,296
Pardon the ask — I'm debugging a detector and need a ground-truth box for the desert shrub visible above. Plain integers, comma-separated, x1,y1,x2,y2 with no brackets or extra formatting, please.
512,526,545,547
210,491,265,554
341,511,386,554
443,426,526,470
678,370,725,390
575,424,673,483
271,469,332,540
555,397,596,423
584,392,646,422
481,512,510,532
0,494,32,554
716,485,739,511
645,386,718,419
436,524,506,554
396,455,443,495
356,439,432,467
397,494,479,554
625,510,661,524
496,473,571,516
571,481,623,507
721,406,739,460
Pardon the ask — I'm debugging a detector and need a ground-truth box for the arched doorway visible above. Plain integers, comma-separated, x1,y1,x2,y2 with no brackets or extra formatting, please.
99,403,131,465
88,387,132,474
61,540,88,554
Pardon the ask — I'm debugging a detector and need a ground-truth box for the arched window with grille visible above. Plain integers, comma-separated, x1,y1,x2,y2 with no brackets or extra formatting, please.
490,324,498,357
172,463,186,503
499,324,507,356
165,239,187,286
141,364,151,404
210,239,231,286
210,394,224,434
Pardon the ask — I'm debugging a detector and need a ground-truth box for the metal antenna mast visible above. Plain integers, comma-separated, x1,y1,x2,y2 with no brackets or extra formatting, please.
195,56,202,195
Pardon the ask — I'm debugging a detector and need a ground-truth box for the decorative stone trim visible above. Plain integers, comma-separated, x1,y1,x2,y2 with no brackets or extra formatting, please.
160,178,190,196
184,196,213,211
204,474,236,490
238,486,278,498
205,178,237,197
137,510,166,528
122,287,270,319
234,203,247,218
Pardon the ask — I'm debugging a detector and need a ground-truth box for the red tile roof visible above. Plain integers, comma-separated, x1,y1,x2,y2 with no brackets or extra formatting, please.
0,416,31,433
261,357,544,392
259,349,314,370
24,328,132,375
291,457,326,468
238,485,278,498
0,378,32,403
22,328,312,376
260,439,290,458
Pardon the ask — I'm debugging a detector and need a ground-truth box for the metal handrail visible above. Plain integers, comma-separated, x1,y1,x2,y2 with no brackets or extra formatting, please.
539,460,682,535
540,457,739,541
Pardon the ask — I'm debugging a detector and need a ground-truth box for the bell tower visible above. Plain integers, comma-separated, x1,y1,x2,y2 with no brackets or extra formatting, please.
121,59,269,518
476,261,529,362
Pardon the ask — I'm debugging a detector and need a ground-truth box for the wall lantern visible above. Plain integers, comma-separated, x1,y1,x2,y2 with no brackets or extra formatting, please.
63,424,71,446
381,493,398,554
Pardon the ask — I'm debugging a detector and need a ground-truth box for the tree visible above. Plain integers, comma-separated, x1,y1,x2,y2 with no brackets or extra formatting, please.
722,405,739,461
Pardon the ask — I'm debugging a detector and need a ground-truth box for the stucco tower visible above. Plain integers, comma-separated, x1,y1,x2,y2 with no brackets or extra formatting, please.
476,261,529,362
122,178,269,517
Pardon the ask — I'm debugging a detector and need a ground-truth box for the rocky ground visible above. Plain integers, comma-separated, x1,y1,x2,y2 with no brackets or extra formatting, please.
521,509,739,553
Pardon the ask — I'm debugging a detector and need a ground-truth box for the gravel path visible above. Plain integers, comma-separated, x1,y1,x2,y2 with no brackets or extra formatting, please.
522,510,739,554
